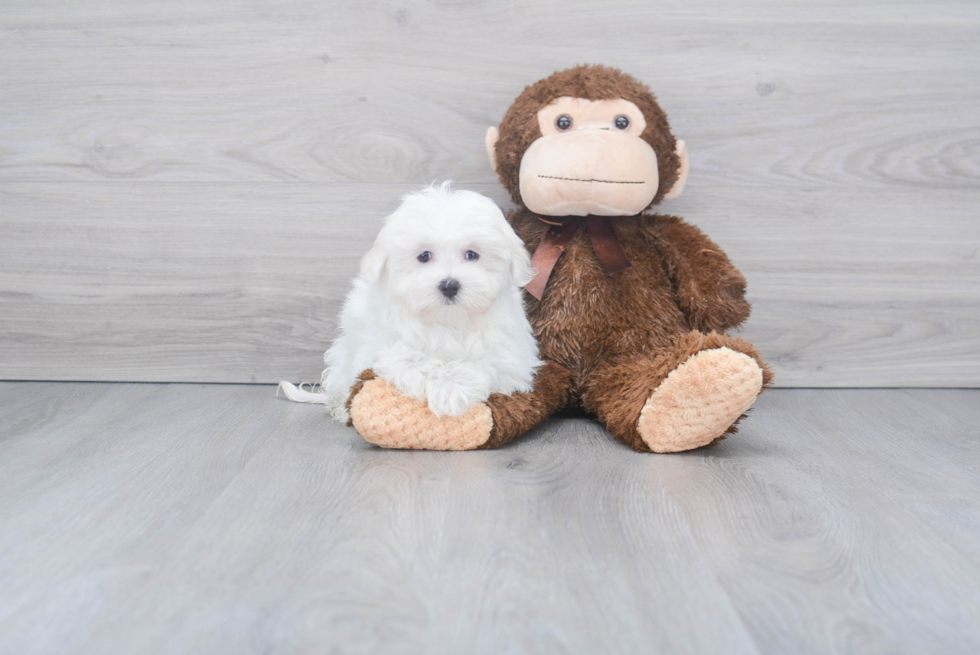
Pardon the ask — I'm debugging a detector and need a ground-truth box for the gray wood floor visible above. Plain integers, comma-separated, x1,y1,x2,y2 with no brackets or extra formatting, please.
1,383,977,654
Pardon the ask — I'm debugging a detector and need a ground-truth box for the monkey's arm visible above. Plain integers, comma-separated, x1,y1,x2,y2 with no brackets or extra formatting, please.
646,214,752,332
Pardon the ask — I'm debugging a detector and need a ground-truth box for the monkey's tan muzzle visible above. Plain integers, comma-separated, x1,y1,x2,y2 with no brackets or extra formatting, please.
518,130,660,217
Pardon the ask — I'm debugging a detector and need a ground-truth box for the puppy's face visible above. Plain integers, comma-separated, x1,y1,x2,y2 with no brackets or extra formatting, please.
360,186,531,322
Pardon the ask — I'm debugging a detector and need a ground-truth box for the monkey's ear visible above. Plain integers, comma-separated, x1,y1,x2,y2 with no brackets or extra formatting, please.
663,140,689,200
485,127,500,174
359,242,387,283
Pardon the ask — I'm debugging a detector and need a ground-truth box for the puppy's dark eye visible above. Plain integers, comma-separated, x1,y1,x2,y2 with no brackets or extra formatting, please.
417,251,431,263
465,250,479,261
614,115,630,130
555,115,572,131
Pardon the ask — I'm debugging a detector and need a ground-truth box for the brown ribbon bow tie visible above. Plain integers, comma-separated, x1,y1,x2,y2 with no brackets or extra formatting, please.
525,216,632,300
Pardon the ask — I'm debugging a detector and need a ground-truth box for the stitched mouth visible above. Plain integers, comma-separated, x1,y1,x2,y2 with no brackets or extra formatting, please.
538,175,645,185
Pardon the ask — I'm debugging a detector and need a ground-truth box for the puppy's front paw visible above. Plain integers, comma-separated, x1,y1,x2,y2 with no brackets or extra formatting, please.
373,347,432,400
425,362,491,417
386,366,427,400
425,380,473,417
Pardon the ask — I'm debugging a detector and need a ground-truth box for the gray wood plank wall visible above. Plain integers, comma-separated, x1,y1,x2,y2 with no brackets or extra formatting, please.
1,1,978,386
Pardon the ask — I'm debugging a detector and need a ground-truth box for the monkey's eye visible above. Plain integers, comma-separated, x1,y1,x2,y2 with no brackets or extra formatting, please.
417,251,432,263
555,115,573,131
465,250,480,261
614,115,630,130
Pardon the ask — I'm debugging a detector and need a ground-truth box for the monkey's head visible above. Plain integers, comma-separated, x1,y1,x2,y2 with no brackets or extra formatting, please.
486,65,689,217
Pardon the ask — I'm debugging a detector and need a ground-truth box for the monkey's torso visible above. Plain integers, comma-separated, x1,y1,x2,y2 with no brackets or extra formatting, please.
510,208,711,398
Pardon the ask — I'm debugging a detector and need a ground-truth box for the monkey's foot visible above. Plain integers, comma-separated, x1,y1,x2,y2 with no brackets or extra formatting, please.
348,376,492,450
637,347,763,453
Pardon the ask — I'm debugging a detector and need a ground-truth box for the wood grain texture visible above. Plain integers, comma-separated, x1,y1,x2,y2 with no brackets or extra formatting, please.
1,0,978,385
903,388,980,431
1,382,978,653
1,182,976,385
0,1,977,189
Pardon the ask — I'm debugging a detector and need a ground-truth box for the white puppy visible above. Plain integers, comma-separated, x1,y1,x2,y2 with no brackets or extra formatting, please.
280,182,541,421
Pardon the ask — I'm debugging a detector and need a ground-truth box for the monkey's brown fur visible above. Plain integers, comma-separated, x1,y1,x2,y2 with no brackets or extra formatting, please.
479,65,772,452
348,65,771,452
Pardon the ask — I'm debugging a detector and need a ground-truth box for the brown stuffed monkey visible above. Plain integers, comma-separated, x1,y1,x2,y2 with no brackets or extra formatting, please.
346,65,772,452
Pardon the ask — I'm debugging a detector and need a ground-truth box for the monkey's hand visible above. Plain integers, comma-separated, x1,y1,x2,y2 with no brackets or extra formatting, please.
648,215,752,332
344,369,493,450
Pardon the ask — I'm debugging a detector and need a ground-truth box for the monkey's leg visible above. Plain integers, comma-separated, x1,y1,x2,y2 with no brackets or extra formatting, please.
582,331,773,453
481,361,574,449
345,362,572,451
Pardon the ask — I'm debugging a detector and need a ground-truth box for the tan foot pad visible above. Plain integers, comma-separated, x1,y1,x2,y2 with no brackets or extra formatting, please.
638,347,764,453
349,378,492,451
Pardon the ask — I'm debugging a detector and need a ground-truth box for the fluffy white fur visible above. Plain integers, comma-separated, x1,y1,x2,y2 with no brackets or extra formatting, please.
280,182,541,421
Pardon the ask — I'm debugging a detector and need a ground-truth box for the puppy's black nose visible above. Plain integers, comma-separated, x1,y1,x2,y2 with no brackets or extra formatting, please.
439,279,460,299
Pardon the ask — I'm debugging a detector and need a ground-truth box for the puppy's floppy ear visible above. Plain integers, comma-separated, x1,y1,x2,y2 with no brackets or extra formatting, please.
359,241,388,283
500,220,533,287
475,197,533,287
